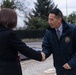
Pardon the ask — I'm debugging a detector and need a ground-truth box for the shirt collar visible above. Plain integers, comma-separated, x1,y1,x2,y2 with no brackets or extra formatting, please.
55,24,63,31
55,24,63,36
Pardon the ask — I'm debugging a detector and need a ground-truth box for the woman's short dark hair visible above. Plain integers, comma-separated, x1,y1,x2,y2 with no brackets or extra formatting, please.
0,8,17,29
49,8,63,19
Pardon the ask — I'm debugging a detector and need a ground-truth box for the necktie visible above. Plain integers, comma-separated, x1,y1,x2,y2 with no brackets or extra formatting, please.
56,29,60,39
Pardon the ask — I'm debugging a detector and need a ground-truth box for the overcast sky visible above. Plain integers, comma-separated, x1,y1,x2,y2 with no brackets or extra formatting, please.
17,0,76,27
53,0,76,16
24,0,76,20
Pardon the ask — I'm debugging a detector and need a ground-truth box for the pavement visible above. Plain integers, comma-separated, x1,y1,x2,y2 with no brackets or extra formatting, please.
20,41,56,75
21,55,56,75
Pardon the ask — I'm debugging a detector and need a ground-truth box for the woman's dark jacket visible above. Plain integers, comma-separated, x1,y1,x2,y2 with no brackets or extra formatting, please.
0,26,42,75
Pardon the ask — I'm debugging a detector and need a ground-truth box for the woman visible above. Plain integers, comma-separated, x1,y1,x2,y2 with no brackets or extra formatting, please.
0,8,42,75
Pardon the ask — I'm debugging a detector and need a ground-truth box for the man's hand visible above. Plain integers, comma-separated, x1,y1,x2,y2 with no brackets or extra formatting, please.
41,52,46,61
63,63,71,70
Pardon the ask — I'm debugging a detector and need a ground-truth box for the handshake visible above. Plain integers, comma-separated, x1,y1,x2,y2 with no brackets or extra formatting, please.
41,52,46,61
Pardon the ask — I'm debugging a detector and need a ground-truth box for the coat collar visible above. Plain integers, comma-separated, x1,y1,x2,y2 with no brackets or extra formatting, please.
61,19,71,36
0,25,10,31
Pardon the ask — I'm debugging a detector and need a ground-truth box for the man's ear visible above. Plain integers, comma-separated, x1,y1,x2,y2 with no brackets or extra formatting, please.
58,18,62,23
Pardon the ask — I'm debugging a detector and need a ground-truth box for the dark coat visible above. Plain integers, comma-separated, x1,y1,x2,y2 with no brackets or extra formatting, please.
0,26,42,75
42,20,76,75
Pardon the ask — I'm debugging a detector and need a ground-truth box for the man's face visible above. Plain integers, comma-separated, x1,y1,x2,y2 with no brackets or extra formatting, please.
48,13,62,28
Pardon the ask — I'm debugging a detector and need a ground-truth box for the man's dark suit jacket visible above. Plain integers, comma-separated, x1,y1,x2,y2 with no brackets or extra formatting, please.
42,19,76,75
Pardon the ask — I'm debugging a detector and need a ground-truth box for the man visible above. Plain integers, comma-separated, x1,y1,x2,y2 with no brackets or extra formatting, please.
41,8,76,75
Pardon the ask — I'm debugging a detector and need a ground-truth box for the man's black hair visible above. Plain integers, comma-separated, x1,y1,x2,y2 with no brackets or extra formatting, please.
49,8,63,18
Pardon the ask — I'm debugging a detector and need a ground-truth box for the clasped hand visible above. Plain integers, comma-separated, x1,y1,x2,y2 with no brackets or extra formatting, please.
63,63,71,70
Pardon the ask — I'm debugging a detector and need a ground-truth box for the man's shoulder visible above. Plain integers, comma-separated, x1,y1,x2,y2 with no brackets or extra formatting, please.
46,26,55,31
68,24,76,36
45,28,53,34
68,24,75,28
